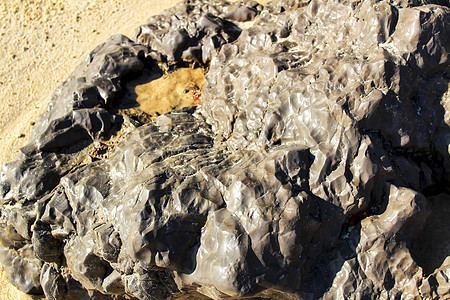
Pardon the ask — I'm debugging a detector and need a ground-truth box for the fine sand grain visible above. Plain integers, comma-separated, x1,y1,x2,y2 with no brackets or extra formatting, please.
0,0,182,166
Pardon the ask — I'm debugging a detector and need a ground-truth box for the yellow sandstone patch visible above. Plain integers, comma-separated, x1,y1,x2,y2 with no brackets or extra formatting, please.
135,68,205,117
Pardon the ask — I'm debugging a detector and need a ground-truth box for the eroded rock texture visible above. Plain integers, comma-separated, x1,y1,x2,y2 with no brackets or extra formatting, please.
1,0,449,299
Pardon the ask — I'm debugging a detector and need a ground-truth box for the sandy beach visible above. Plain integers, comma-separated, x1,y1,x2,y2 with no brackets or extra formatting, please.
0,0,185,166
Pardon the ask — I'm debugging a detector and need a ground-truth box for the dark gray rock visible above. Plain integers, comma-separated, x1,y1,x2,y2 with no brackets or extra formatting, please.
40,263,66,300
32,221,62,263
134,0,261,66
0,0,449,299
0,245,43,295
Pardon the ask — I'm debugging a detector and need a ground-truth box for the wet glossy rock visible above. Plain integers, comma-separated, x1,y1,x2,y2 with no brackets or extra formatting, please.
0,0,449,299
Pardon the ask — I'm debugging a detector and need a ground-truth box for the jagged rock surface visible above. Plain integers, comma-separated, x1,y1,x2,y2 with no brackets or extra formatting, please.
1,0,449,299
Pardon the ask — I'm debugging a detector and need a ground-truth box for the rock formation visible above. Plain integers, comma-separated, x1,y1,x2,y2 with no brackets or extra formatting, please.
0,0,449,299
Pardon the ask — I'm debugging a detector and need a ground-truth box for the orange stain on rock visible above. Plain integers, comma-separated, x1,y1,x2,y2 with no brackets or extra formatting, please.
135,68,205,117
